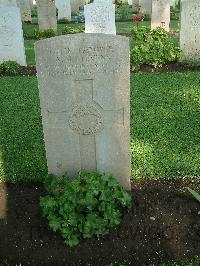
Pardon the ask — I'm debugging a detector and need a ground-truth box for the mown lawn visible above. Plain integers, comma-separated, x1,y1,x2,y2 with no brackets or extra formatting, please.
0,72,199,182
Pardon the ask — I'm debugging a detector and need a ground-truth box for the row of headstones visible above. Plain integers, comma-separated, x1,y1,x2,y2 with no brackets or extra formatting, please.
10,0,84,23
0,0,200,65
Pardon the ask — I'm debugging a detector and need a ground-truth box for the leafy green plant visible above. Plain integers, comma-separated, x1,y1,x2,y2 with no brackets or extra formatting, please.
34,29,56,39
61,25,85,34
0,61,21,75
40,170,132,247
130,26,181,69
187,187,200,203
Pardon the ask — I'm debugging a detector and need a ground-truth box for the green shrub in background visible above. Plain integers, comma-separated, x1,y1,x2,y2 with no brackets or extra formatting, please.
34,29,56,39
61,25,85,34
0,61,21,75
40,171,132,247
117,4,131,21
130,26,181,68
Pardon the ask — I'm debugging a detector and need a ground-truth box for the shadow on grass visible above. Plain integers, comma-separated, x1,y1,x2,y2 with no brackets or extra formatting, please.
130,72,200,179
0,76,47,183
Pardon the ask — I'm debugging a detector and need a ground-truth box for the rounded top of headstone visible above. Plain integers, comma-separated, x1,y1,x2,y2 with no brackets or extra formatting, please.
35,33,129,47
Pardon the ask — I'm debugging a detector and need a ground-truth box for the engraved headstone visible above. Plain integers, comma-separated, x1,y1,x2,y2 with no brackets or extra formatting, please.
56,0,71,21
37,0,57,31
180,0,200,61
0,5,26,65
84,0,116,34
151,0,170,31
71,0,84,14
16,0,32,22
139,0,152,15
35,34,131,190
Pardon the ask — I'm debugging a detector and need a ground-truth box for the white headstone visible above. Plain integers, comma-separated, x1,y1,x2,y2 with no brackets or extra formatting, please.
56,0,71,21
16,0,32,22
151,0,170,31
37,0,57,31
84,0,116,34
139,0,152,14
0,6,26,65
170,0,175,7
180,0,200,61
35,34,131,190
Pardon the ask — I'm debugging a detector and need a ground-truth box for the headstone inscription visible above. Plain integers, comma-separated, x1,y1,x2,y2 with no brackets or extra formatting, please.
180,0,200,61
35,34,131,190
84,0,116,34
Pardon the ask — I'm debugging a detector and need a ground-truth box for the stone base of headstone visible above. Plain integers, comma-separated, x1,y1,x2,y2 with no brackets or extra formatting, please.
0,6,27,65
35,34,131,190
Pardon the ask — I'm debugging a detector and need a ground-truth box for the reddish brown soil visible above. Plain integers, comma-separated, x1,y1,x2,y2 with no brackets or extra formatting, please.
0,179,199,266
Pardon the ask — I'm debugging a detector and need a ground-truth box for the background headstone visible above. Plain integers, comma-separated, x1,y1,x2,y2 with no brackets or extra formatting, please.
170,0,175,7
35,34,131,190
70,0,84,14
139,0,152,15
16,0,32,22
132,0,139,12
180,0,200,61
0,5,26,65
84,0,116,34
56,0,71,21
151,0,170,31
37,0,57,31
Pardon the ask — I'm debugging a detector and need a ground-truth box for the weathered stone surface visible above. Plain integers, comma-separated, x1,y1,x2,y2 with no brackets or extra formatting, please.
151,0,170,31
132,0,139,12
55,0,71,20
0,0,17,6
16,0,32,22
70,0,84,14
170,0,175,7
37,0,57,31
35,34,131,190
180,0,200,61
84,1,116,34
139,0,152,15
0,6,26,65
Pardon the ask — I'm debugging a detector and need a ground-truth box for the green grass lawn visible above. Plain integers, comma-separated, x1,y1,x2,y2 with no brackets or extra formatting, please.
0,72,199,182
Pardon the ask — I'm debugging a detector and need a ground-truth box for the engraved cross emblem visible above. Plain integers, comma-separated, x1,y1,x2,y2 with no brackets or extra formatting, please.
44,79,124,171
